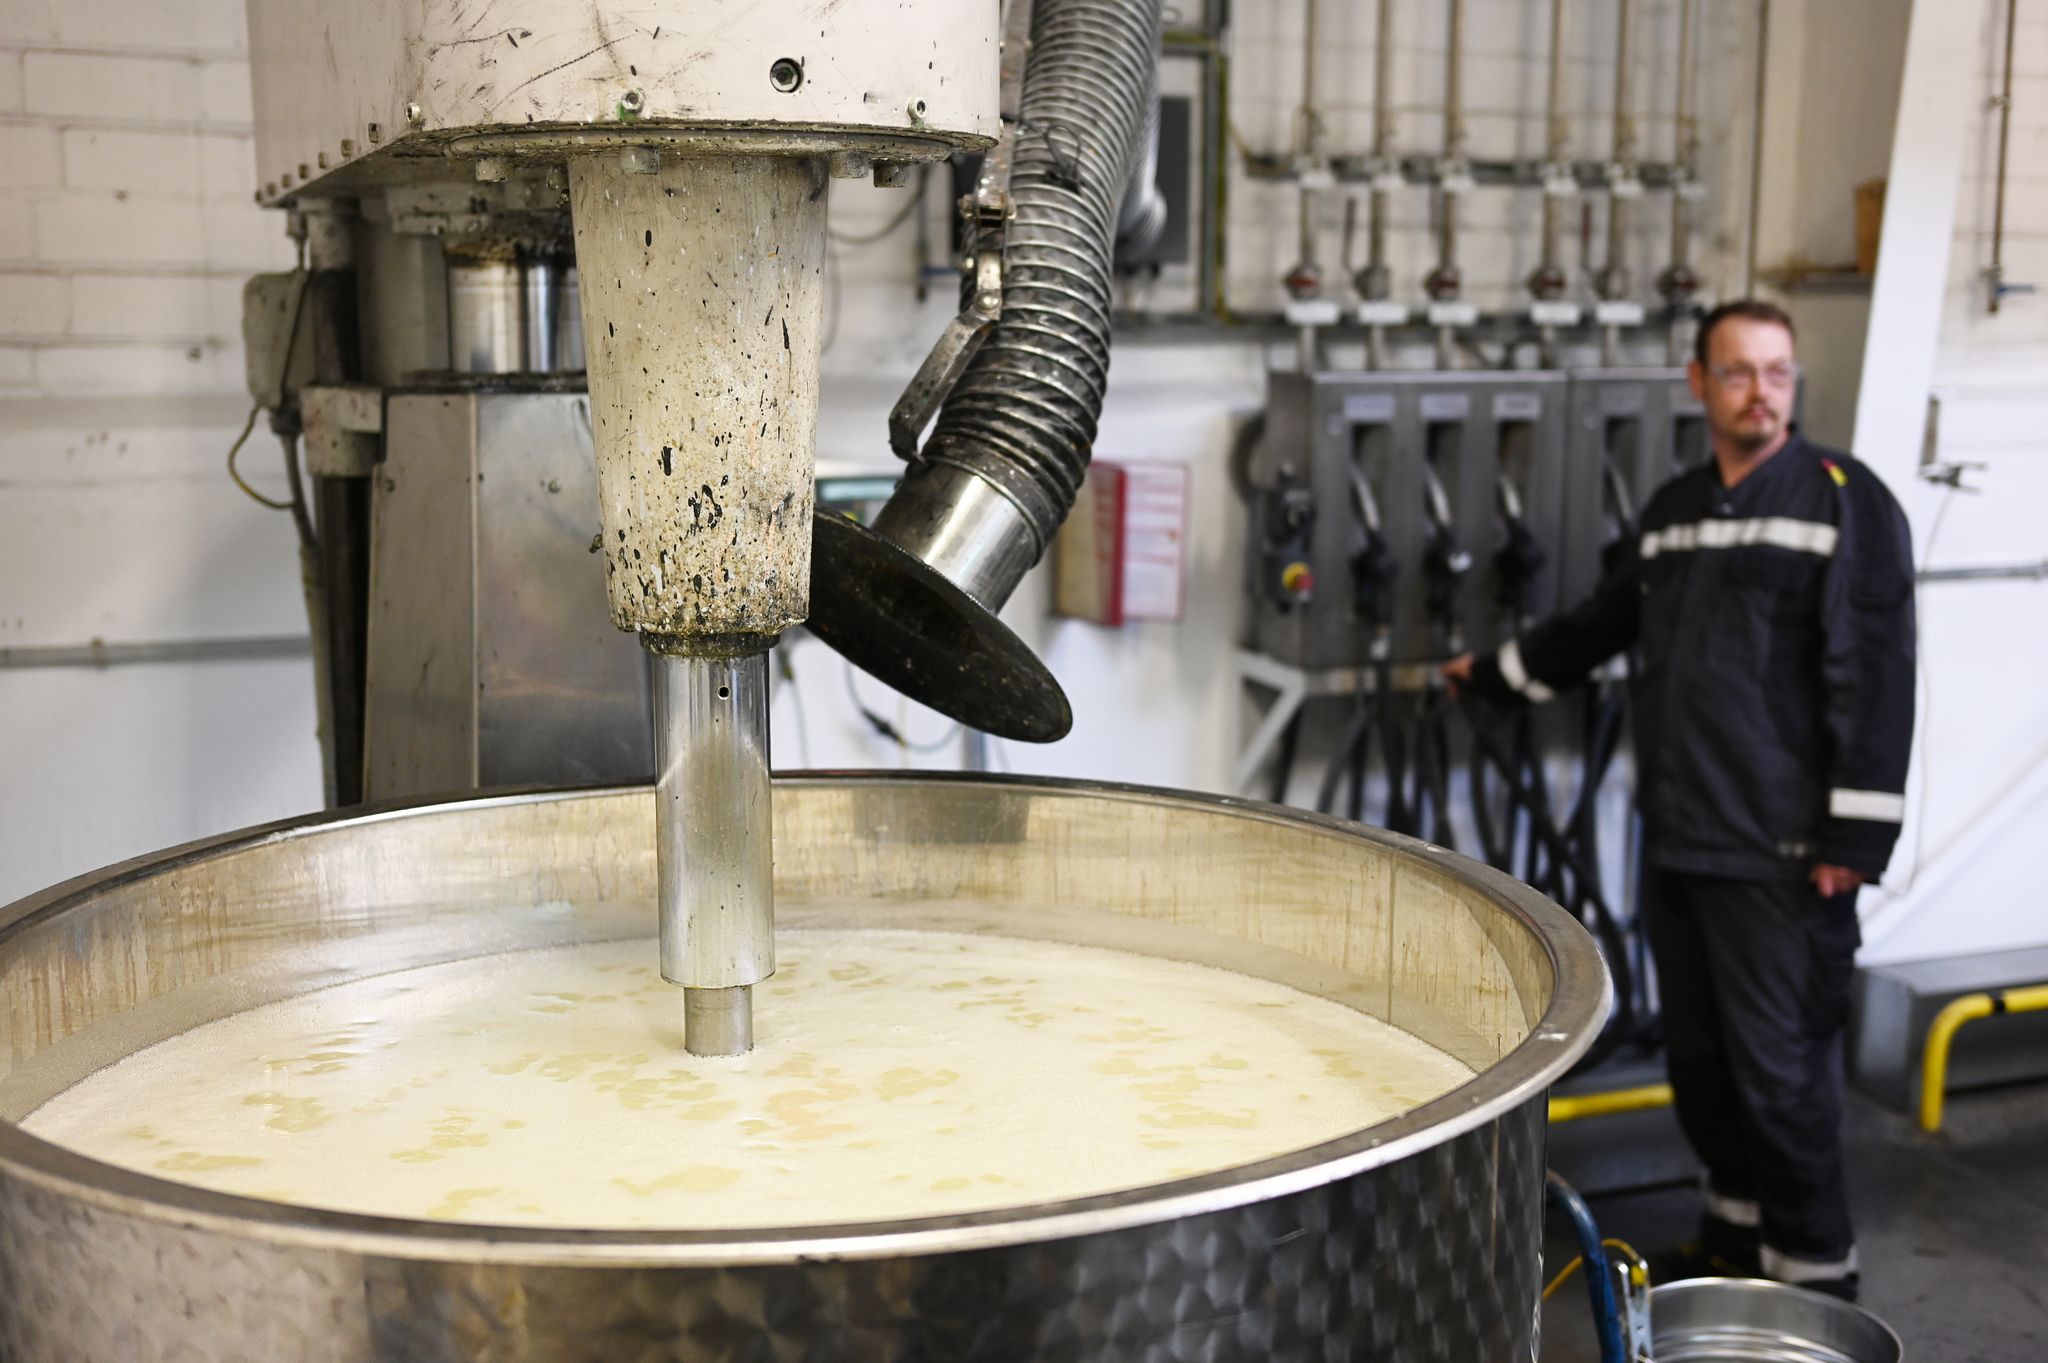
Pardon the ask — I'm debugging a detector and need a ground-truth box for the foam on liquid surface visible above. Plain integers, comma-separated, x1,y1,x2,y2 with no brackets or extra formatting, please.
25,930,1472,1229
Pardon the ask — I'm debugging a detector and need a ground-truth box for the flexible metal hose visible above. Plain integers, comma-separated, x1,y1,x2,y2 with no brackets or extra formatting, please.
1116,89,1167,256
921,0,1164,549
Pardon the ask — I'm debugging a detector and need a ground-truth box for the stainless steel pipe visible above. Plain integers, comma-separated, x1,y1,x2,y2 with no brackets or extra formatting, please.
1424,0,1468,369
446,250,524,373
1598,0,1640,305
521,254,561,373
867,461,1042,611
1358,0,1397,368
1658,0,1703,352
1530,0,1572,301
653,649,775,1055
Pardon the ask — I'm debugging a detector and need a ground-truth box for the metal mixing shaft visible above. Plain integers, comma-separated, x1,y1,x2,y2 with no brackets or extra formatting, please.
569,151,827,1056
653,646,774,1055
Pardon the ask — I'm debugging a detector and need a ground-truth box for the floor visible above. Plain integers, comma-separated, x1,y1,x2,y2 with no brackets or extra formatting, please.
1537,1081,2048,1362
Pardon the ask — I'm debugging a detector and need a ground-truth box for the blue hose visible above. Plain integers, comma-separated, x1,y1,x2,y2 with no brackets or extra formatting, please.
1547,1170,1629,1363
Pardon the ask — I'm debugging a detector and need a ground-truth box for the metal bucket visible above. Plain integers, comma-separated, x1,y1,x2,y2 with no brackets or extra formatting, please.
0,775,1607,1362
1651,1278,1905,1363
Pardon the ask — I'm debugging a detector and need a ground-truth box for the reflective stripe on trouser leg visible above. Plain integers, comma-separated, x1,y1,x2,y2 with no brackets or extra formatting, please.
1651,872,1861,1264
1704,1189,1760,1228
1761,1244,1860,1284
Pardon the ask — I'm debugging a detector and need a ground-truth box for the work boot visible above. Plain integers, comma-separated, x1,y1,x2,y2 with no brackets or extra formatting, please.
1645,1240,1717,1284
1699,1212,1762,1277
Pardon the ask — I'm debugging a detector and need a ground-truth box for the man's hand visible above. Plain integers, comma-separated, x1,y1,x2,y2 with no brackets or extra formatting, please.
1440,653,1476,697
1810,863,1866,898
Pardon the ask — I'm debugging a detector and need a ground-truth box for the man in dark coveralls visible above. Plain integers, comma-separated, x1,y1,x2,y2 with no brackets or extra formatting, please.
1445,299,1916,1301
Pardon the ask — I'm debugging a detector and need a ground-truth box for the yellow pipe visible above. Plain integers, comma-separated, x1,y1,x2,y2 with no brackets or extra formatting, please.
1920,983,2048,1133
1548,1082,1673,1124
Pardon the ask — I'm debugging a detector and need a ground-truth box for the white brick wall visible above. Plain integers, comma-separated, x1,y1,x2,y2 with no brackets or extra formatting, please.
0,6,289,386
0,0,319,902
0,123,61,184
22,52,200,122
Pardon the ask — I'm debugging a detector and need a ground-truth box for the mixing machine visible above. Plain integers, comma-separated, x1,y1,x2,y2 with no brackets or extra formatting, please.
0,2,1614,1359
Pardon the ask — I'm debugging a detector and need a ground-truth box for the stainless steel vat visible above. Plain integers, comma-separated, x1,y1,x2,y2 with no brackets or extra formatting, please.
0,776,1607,1362
1650,1278,1904,1362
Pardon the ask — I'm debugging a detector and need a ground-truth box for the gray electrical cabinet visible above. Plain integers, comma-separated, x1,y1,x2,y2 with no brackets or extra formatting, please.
1557,368,1709,608
1247,370,1571,668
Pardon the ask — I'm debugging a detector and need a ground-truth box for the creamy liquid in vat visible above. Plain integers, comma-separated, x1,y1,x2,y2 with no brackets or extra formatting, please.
24,930,1473,1229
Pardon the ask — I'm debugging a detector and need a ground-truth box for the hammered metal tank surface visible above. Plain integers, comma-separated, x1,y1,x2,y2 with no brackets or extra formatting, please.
0,777,1604,1362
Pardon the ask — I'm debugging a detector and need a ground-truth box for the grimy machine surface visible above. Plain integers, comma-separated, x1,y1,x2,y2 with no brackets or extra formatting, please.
0,1,1610,1360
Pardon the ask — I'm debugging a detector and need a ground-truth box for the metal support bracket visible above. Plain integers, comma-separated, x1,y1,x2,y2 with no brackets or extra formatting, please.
887,0,1034,460
1232,650,1424,797
300,383,384,478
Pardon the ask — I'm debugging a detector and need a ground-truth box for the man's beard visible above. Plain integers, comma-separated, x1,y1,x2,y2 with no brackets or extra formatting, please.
1726,411,1781,452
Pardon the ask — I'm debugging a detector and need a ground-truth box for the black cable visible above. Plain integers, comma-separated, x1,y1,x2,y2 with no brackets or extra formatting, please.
277,432,318,566
1270,710,1302,805
1411,688,1456,849
1516,709,1561,889
841,663,961,753
826,174,927,245
1378,660,1411,833
1469,731,1510,869
1346,687,1373,824
1316,692,1376,818
1459,691,1640,1073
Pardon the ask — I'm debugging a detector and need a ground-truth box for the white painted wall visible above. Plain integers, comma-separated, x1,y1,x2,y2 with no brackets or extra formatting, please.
1751,0,1912,448
1848,0,2048,965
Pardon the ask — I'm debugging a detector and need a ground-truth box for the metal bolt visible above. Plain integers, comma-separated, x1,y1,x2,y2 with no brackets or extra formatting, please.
906,98,928,127
620,146,660,175
873,160,913,188
367,122,382,144
827,151,871,180
405,102,424,128
768,57,803,93
475,157,508,183
316,151,328,169
339,138,355,157
617,89,646,120
297,163,309,179
263,182,276,198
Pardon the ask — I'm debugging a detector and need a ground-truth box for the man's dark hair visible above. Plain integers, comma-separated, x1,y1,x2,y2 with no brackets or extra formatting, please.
1694,299,1797,368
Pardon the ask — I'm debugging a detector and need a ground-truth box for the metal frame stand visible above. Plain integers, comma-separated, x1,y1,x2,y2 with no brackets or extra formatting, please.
1232,648,1377,796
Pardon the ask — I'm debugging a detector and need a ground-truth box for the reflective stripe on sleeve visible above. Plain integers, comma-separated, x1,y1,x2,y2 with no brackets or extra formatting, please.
1830,788,1906,823
1640,516,1839,560
1498,639,1556,702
